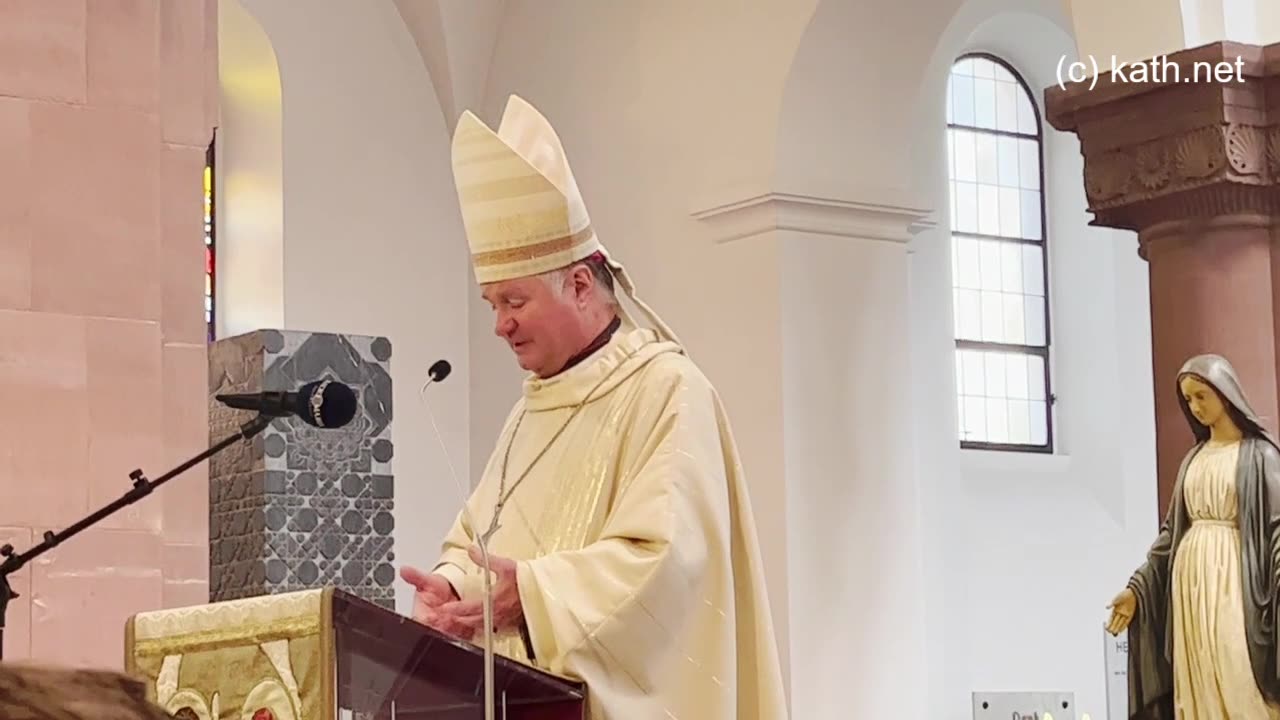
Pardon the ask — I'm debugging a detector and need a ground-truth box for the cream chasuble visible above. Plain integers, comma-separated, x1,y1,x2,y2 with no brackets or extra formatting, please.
431,325,788,720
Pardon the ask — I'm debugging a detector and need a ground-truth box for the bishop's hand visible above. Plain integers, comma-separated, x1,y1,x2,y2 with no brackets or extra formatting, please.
400,565,458,625
1106,587,1137,635
427,545,525,641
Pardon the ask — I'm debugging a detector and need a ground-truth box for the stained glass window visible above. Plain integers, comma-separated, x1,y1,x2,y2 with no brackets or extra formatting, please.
205,133,216,343
946,54,1053,451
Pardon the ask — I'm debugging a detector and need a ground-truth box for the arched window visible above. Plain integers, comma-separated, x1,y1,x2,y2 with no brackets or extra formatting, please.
946,54,1053,452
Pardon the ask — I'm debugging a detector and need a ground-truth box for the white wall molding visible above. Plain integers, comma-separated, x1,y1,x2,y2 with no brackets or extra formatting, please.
692,189,936,245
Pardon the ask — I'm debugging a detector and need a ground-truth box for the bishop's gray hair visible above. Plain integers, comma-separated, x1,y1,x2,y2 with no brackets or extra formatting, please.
540,255,617,305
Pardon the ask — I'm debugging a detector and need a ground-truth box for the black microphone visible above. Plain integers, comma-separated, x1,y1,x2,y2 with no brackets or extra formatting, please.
215,379,358,428
419,359,451,396
429,359,451,382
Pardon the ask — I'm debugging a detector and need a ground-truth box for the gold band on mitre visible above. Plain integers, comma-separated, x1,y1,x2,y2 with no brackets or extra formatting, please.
470,225,597,271
450,95,681,345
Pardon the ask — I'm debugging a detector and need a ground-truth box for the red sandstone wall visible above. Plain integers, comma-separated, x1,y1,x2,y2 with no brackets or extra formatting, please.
0,0,216,668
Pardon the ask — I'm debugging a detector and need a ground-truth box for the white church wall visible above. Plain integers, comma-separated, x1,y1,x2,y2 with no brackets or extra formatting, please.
775,223,928,719
910,4,1158,718
1064,0,1280,63
1059,0,1185,66
216,0,284,338
1177,0,1280,49
223,0,472,616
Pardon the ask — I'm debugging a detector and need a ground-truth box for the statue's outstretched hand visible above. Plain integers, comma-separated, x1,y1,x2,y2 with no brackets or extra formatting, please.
1106,587,1137,635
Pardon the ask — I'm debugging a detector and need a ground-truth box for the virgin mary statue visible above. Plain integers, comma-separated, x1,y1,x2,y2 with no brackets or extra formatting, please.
1108,354,1280,719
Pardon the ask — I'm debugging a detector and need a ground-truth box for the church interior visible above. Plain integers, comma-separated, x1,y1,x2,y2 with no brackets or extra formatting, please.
2,0,1280,718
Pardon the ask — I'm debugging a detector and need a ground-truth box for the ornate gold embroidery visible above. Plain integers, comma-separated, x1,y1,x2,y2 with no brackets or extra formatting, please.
132,589,323,645
241,678,297,720
471,226,594,267
126,589,332,720
132,615,321,657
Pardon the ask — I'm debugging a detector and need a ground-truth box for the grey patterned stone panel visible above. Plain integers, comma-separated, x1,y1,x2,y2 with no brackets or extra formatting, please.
208,329,395,610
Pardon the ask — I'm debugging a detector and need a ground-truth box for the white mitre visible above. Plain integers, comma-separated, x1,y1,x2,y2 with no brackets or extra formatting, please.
450,94,679,344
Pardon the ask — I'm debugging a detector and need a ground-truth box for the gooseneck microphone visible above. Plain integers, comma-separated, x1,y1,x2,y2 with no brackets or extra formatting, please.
429,359,452,382
414,357,501,720
419,359,452,396
215,379,358,428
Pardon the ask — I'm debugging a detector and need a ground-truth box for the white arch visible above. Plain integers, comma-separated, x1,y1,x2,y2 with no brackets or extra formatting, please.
393,0,456,125
774,0,950,206
216,0,284,338
392,0,506,134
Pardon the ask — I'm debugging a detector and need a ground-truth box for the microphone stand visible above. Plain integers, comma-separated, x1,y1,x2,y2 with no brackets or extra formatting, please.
0,413,273,661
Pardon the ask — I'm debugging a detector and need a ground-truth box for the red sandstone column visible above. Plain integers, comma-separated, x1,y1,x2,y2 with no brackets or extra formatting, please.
1143,216,1277,513
1047,41,1280,516
0,0,217,666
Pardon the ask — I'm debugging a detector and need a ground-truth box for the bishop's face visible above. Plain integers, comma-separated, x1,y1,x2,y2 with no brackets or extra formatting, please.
1180,374,1227,428
481,274,584,377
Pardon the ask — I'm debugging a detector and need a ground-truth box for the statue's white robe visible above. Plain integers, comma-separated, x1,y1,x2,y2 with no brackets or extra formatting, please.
431,326,788,719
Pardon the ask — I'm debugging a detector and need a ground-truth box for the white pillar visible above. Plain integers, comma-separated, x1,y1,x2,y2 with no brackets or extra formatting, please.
695,192,931,719
1183,0,1280,46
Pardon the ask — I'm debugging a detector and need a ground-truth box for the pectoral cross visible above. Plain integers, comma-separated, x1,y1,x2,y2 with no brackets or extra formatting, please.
479,499,504,547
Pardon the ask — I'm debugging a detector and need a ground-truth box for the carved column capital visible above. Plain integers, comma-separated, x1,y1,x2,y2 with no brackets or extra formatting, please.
1046,42,1280,518
1045,42,1280,235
